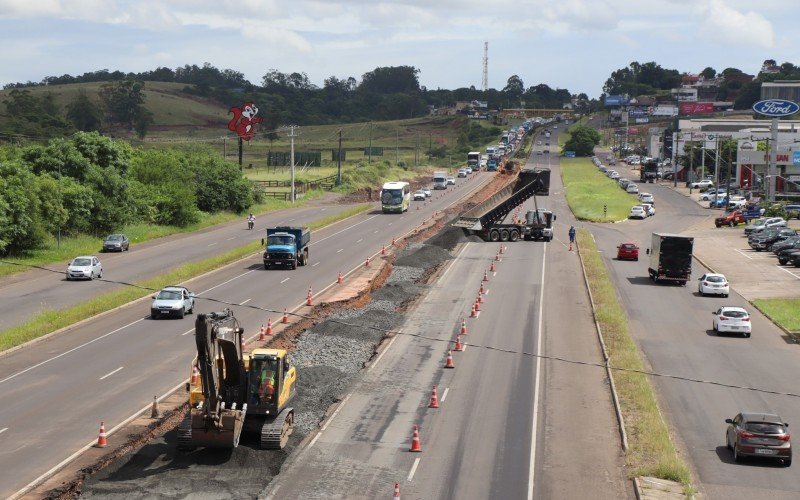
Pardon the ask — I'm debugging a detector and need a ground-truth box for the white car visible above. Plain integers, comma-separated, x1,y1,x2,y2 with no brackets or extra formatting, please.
629,206,647,219
626,183,639,194
712,306,751,337
698,273,729,297
690,179,714,189
641,203,655,216
446,176,455,185
413,190,426,201
639,193,654,204
422,187,432,197
457,169,467,178
66,255,103,280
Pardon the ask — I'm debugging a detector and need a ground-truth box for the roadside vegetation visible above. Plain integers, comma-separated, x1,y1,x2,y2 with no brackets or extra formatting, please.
577,228,692,487
560,157,639,221
752,298,800,333
0,203,370,352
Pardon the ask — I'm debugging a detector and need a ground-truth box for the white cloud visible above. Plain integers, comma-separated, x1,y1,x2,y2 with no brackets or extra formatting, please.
699,0,775,48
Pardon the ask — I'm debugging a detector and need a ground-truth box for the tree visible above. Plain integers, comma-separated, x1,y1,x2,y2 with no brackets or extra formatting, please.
359,66,421,95
101,79,148,130
700,67,716,79
66,90,103,131
563,125,601,156
503,75,525,102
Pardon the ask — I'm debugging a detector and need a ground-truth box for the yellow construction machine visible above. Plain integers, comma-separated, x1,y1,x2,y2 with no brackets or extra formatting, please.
178,309,296,450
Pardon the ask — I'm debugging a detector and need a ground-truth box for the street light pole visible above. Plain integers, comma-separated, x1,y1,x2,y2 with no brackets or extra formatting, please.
287,125,298,202
336,129,342,187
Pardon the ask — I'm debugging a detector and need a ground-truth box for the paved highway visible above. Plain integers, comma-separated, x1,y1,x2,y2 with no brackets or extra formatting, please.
0,197,358,332
0,172,492,498
266,136,631,499
589,158,800,498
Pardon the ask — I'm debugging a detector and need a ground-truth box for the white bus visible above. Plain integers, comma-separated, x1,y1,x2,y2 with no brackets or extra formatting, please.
381,181,411,213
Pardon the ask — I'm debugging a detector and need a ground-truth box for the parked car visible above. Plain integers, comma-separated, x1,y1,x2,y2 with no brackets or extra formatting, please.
66,256,102,281
785,204,800,219
616,242,639,261
639,193,654,205
744,217,787,235
629,206,647,219
790,252,800,268
609,171,620,180
446,176,456,185
151,286,195,319
618,179,631,189
725,412,791,466
626,183,639,194
776,243,800,265
715,210,746,228
663,172,675,180
102,233,129,252
772,235,800,254
698,273,729,297
711,306,751,337
413,190,426,201
750,228,797,252
641,203,655,216
599,166,608,173
691,179,714,189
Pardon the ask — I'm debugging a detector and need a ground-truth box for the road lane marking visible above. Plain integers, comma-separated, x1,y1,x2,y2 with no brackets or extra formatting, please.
0,427,7,435
776,265,800,279
308,393,353,449
356,238,363,243
388,222,393,226
312,262,320,267
280,278,290,284
197,270,256,295
735,249,754,260
207,242,217,247
440,387,449,402
367,333,399,372
181,328,194,336
312,215,379,246
99,367,123,380
226,236,236,241
407,458,421,481
0,318,145,387
337,249,343,253
288,218,296,222
373,230,379,234
239,298,252,305
527,242,547,500
321,208,327,211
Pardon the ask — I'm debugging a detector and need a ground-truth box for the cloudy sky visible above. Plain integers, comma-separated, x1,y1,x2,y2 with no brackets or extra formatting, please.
0,0,795,97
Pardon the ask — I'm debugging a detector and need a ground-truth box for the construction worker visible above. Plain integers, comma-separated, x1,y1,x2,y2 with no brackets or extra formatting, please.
258,367,276,403
568,225,576,245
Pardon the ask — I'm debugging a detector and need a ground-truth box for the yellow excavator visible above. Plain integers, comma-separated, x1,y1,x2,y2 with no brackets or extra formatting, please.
178,309,296,450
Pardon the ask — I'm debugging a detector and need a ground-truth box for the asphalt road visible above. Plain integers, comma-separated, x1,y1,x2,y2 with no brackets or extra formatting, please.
0,198,357,332
265,135,631,499
0,172,493,499
589,157,800,498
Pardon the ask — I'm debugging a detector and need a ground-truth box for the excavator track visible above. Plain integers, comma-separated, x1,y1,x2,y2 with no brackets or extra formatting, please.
177,413,195,451
261,407,294,450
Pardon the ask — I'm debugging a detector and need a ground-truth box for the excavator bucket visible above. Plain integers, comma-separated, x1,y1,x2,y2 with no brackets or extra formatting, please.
186,408,246,449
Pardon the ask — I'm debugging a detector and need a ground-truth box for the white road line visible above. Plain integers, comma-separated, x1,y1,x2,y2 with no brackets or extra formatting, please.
312,215,379,246
460,343,468,352
356,238,363,243
312,262,320,267
337,249,343,253
0,318,145,387
407,458,421,482
181,328,194,336
0,427,8,435
226,236,236,241
280,278,290,284
321,208,327,211
373,230,379,234
734,249,754,260
99,367,123,380
366,333,399,372
239,298,252,305
440,387,450,402
207,242,217,247
388,222,393,226
288,218,296,222
308,393,353,449
197,270,256,295
527,242,547,500
776,265,800,279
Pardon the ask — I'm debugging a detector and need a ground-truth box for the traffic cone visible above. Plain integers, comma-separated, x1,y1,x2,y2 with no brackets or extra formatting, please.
474,297,481,311
454,334,464,351
393,482,401,499
365,256,370,267
266,318,273,336
191,366,199,386
460,318,467,335
306,286,313,306
429,386,440,408
495,252,500,262
483,270,488,282
490,261,496,272
96,421,108,448
477,290,483,303
569,242,573,251
392,237,396,246
150,396,161,419
337,271,343,284
470,303,477,318
479,283,485,295
381,244,386,256
409,425,422,452
444,350,455,368
259,324,266,341
499,244,504,254
282,308,289,324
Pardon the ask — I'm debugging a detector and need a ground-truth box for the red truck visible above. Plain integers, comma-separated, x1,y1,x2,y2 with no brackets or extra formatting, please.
715,210,746,228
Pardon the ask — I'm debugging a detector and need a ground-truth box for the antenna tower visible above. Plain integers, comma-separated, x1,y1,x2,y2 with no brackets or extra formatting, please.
481,41,489,91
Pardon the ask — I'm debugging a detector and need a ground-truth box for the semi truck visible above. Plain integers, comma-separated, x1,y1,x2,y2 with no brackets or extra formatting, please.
640,159,658,183
263,226,311,270
452,168,553,242
433,171,448,189
467,152,481,171
647,233,693,285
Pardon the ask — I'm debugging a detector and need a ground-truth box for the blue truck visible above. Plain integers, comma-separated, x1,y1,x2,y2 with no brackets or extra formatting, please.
262,226,311,270
486,158,498,171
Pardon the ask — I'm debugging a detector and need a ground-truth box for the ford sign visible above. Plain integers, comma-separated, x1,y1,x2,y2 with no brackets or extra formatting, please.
752,99,800,117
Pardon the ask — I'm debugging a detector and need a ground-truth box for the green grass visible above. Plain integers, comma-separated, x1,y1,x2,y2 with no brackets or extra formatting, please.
560,157,640,221
577,228,692,486
752,298,800,333
0,203,371,352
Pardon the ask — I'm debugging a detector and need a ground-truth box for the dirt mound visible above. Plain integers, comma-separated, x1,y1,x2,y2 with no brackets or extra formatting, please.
394,244,451,268
425,224,484,251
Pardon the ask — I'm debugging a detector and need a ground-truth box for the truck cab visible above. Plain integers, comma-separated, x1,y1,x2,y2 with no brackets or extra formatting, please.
433,172,447,189
263,226,311,270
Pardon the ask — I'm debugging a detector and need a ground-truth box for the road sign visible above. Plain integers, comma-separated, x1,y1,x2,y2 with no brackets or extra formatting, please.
752,99,800,117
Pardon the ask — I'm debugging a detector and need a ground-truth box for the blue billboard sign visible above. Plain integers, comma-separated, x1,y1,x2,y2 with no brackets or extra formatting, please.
793,150,800,165
604,95,627,107
752,99,800,117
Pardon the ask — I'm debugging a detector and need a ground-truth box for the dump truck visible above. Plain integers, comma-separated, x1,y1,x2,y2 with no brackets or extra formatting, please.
263,226,311,270
178,309,296,450
647,233,694,285
433,171,448,189
452,168,553,242
640,159,658,183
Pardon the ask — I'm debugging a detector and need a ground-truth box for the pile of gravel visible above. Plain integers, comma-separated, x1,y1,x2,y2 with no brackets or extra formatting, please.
394,244,451,269
386,265,424,283
426,224,484,251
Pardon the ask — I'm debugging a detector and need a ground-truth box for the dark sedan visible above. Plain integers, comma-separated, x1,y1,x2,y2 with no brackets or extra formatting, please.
102,234,129,252
726,412,791,466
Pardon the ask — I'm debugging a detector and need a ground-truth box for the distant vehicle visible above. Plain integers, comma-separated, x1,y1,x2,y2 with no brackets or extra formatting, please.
626,183,639,194
609,171,620,180
639,193,654,205
446,176,456,185
639,159,658,183
542,149,550,154
629,206,647,219
467,151,481,171
536,140,542,145
457,168,467,178
599,166,608,173
744,217,787,235
698,273,729,297
641,203,655,217
647,233,693,285
413,190,426,201
423,187,432,197
102,234,129,252
726,412,791,466
487,159,498,171
616,242,639,261
715,210,746,227
263,226,311,270
433,171,448,190
711,306,751,337
66,256,102,281
151,286,195,319
465,166,473,174
785,204,800,219
618,178,631,189
380,181,411,213
690,179,714,189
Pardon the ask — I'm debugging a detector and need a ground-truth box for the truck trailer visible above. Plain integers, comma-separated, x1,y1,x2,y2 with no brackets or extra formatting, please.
647,233,693,285
263,226,311,270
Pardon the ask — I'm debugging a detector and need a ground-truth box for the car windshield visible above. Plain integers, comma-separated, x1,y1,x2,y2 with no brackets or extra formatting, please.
106,234,123,241
268,235,295,246
705,276,725,283
722,310,747,318
745,422,786,434
621,244,636,250
754,220,767,226
72,258,91,266
157,290,183,300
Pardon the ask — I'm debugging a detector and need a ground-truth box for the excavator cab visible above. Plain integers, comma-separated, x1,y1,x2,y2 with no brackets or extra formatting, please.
246,350,297,417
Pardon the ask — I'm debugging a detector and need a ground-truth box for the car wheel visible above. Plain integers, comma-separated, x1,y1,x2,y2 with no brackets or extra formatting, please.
785,458,792,467
734,446,742,463
715,223,721,228
178,308,185,319
98,270,102,279
723,294,729,298
779,258,787,265
489,229,500,242
188,302,194,314
745,332,751,338
712,321,717,332
729,221,734,228
726,433,732,450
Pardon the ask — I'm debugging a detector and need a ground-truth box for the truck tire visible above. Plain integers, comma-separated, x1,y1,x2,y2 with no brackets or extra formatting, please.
304,249,309,266
291,261,297,270
264,263,271,270
500,229,509,241
489,229,500,242
509,229,520,242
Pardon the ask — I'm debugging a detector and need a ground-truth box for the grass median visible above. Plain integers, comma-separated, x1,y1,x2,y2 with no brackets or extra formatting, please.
0,203,371,353
577,228,692,487
752,298,800,333
561,157,640,221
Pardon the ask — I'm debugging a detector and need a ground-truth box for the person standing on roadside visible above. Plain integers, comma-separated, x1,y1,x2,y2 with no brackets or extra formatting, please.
568,225,576,245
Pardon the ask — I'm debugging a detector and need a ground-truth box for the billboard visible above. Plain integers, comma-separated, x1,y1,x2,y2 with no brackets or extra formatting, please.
652,105,678,116
679,102,714,115
635,117,649,124
605,95,627,106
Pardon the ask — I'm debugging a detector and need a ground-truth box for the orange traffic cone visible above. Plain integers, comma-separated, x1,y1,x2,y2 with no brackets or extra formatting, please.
479,283,485,295
191,366,199,386
337,271,343,284
454,334,463,351
444,350,455,369
470,303,477,318
381,245,386,256
365,256,370,267
499,244,504,254
282,308,289,324
474,297,481,311
96,421,108,448
495,252,500,262
392,237,396,246
477,291,484,303
409,425,423,452
429,386,440,408
569,242,573,251
483,270,488,282
393,482,401,499
490,261,496,272
306,286,313,306
259,324,266,341
460,318,467,335
266,318,273,336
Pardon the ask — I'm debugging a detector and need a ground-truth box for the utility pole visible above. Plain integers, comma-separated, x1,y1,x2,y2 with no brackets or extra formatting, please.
223,137,227,159
671,131,678,187
337,129,343,187
725,140,733,208
688,132,695,184
768,117,779,201
238,137,243,170
287,125,299,202
395,129,399,165
368,122,373,165
713,136,721,197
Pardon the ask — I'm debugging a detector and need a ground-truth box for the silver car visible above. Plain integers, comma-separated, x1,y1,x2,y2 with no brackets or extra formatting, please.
151,286,195,319
66,256,102,280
